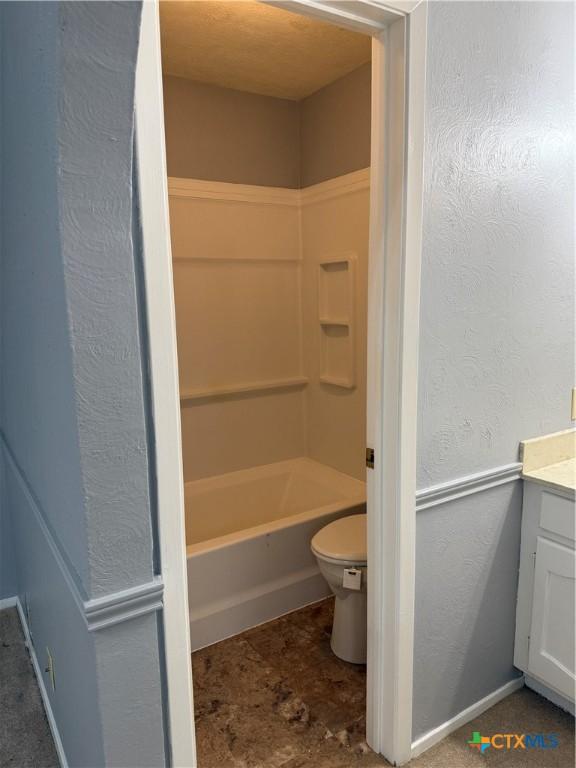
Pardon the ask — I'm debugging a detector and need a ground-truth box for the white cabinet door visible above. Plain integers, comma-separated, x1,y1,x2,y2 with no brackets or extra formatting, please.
528,537,575,701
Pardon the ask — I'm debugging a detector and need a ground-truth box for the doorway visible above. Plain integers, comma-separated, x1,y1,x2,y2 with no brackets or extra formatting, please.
134,1,427,765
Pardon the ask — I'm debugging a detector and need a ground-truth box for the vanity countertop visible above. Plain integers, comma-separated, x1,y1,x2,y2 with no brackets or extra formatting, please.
520,429,576,496
522,457,576,494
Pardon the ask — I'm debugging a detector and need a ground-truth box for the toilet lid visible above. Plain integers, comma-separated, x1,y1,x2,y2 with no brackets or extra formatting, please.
311,514,367,562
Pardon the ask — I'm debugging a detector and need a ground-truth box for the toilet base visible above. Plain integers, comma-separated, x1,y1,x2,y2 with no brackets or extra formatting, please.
330,591,367,664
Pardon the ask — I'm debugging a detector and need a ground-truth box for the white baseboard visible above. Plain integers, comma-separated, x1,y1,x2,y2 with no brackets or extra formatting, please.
411,676,525,759
7,597,69,768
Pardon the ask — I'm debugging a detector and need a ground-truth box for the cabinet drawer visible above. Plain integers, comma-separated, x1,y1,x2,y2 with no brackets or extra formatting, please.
540,491,575,542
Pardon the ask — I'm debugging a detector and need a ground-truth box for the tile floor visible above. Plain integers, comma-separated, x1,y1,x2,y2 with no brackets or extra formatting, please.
192,598,575,768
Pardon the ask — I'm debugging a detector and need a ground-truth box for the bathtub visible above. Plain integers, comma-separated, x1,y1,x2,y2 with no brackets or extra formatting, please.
185,457,366,650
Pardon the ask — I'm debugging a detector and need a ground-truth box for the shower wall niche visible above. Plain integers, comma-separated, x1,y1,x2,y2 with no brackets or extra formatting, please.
318,254,356,389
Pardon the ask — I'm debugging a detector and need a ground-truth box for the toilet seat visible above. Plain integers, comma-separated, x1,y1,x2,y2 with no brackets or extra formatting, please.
311,514,367,563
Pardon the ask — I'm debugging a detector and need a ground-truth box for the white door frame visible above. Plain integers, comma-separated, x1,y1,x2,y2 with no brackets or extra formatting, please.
135,4,196,767
135,1,427,766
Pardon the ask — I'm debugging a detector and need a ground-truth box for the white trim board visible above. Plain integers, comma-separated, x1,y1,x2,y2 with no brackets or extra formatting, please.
2,431,166,633
84,579,164,632
365,5,428,763
135,5,197,767
300,168,370,204
263,0,404,33
168,177,299,206
416,463,523,511
9,597,69,768
167,168,370,207
411,677,525,759
0,596,18,610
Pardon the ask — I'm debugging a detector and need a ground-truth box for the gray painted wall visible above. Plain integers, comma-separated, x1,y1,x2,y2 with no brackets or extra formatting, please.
414,1,575,739
58,2,156,598
417,0,574,489
300,62,371,187
0,7,13,601
1,0,90,591
414,484,523,737
163,63,371,188
163,75,301,188
1,2,167,764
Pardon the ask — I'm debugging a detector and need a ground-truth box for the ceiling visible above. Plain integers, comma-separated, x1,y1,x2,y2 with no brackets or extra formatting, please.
159,1,371,101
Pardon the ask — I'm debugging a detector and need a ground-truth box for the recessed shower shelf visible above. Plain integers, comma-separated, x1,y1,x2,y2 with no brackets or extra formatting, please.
180,376,309,402
318,254,356,390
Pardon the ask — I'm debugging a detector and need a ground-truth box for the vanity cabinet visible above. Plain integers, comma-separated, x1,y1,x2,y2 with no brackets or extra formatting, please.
514,481,575,703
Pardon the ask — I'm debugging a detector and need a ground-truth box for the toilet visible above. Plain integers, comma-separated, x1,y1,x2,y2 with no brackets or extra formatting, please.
311,514,367,664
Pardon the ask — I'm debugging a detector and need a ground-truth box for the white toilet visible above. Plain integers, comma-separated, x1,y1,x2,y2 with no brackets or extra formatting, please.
311,514,367,664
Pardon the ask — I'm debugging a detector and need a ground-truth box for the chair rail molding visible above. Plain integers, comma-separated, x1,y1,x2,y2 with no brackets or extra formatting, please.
1,428,165,635
416,463,523,512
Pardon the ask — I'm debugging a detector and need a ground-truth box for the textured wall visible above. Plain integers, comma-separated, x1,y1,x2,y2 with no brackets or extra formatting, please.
1,2,166,764
414,0,575,740
414,484,523,737
0,3,103,766
417,0,575,489
58,2,156,598
300,62,371,187
1,0,90,591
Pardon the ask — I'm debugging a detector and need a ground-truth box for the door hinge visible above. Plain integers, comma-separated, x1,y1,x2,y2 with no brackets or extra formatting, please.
366,447,374,469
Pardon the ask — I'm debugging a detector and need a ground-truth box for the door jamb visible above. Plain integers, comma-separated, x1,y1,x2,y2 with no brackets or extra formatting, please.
134,1,427,765
135,4,196,767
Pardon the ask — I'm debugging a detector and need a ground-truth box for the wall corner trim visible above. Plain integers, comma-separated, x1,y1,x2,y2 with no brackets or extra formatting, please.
416,463,523,511
411,676,525,759
83,578,164,632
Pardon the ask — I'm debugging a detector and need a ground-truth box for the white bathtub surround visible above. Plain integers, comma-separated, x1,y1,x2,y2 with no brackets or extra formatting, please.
185,458,365,650
168,170,370,484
